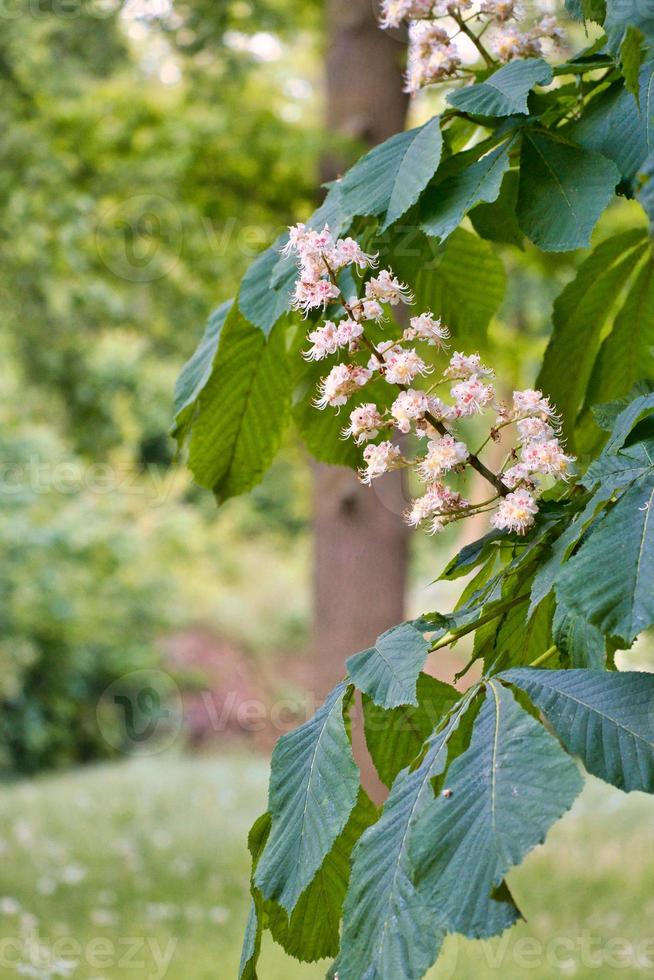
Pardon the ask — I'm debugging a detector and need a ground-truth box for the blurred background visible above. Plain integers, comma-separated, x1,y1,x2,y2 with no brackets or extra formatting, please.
1,0,653,976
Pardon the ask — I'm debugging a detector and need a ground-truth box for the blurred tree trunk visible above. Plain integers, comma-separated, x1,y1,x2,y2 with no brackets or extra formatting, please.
312,1,409,764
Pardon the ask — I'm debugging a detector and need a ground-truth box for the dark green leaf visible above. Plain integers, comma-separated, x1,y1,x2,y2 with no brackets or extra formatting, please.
337,696,475,980
517,131,620,251
582,251,654,411
172,300,231,443
420,141,512,243
364,674,459,786
411,681,582,938
239,901,262,980
239,812,273,980
338,117,443,229
440,529,503,581
409,228,506,346
267,790,377,962
255,682,359,912
637,152,654,226
620,26,645,100
470,171,524,247
447,59,552,116
566,0,605,23
240,237,297,335
347,622,432,708
603,391,654,452
552,602,606,668
537,230,647,443
556,471,654,644
186,307,291,501
504,668,654,792
641,62,654,150
605,0,654,54
564,83,648,182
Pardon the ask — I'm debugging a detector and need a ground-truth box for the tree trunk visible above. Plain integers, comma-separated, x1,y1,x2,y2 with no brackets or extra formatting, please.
312,1,410,798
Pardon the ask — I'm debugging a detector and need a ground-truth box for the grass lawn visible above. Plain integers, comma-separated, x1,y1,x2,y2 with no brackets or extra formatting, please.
0,753,653,979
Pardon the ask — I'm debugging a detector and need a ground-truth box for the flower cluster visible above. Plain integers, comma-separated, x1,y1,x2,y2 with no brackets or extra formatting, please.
379,0,564,93
283,224,574,536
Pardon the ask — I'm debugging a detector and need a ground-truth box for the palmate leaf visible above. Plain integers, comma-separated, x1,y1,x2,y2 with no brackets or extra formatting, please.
552,602,606,668
555,471,654,645
254,682,359,913
516,130,620,251
564,82,648,182
420,140,513,243
620,27,645,101
410,681,582,937
641,63,654,150
363,673,459,787
406,228,506,346
582,251,654,413
602,390,654,452
447,58,553,116
336,696,477,980
504,668,654,792
267,790,378,962
172,300,231,444
239,235,299,336
605,0,654,53
529,417,654,615
469,171,524,248
347,621,433,709
185,305,291,502
337,116,443,231
239,812,275,980
537,229,647,443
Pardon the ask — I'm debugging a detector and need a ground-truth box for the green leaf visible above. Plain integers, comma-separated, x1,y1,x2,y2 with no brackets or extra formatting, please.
469,171,524,248
347,621,432,709
185,306,291,501
564,83,648,182
517,130,620,251
566,0,605,23
552,602,606,668
267,790,377,962
503,668,654,792
172,300,231,443
447,59,552,116
240,236,298,335
420,141,513,243
440,529,503,581
254,682,359,912
338,117,443,229
239,900,262,980
537,230,647,443
556,471,654,645
337,696,476,980
410,681,582,938
240,812,274,980
637,152,654,227
641,62,654,150
409,228,506,346
620,27,645,100
488,591,554,672
583,251,654,410
364,674,459,786
605,0,654,54
603,390,654,453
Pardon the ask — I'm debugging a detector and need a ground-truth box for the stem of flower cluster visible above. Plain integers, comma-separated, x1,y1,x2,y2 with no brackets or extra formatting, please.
452,13,495,68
